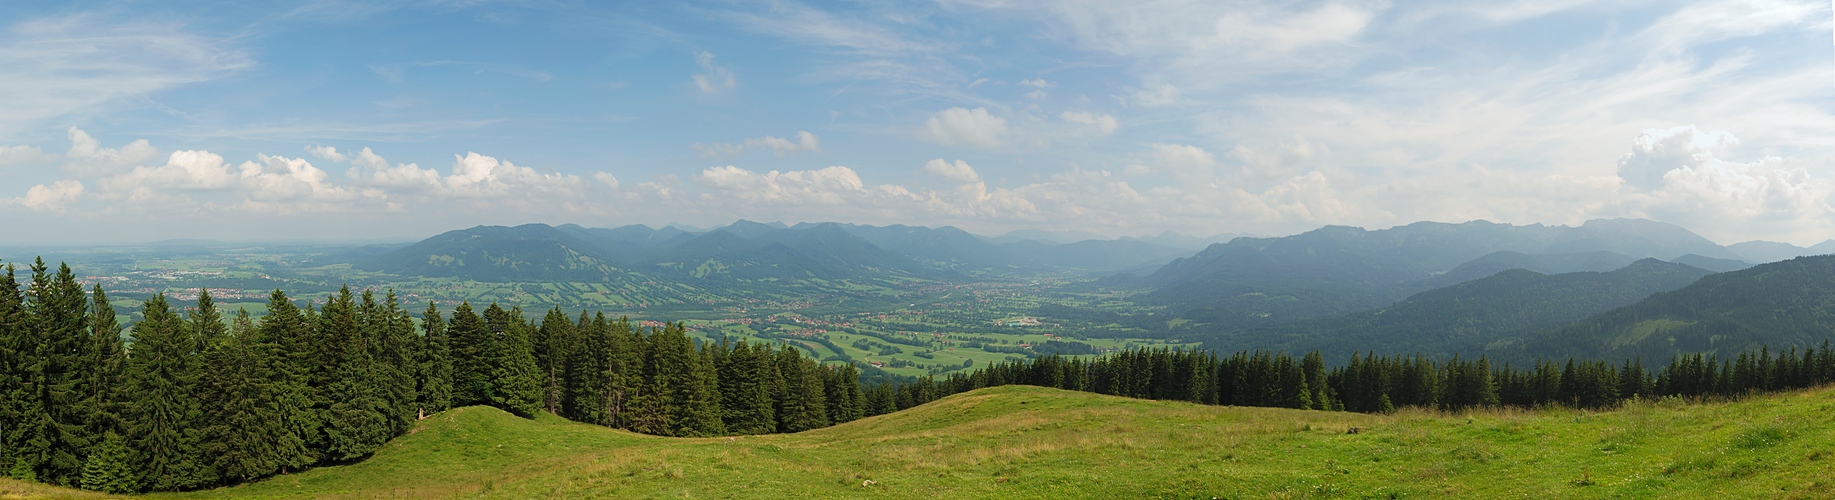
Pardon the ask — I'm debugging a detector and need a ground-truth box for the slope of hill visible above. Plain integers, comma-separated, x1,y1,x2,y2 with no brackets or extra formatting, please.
1142,219,1745,327
353,223,629,281
1512,254,1835,362
1211,259,1713,361
146,384,1835,499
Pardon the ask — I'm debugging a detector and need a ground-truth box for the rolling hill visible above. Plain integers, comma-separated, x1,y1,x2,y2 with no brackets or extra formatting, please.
1207,259,1713,361
1511,254,1835,362
79,384,1830,498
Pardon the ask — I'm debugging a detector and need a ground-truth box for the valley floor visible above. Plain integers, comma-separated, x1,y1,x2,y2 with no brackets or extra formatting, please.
11,384,1835,499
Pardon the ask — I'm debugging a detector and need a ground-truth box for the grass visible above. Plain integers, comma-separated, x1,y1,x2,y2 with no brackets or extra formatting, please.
30,385,1791,498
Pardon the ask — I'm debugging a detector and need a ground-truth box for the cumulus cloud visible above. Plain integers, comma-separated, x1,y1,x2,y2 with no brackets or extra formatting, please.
65,127,160,176
594,172,620,189
98,150,240,193
692,51,736,94
693,165,888,205
445,152,584,198
694,131,822,158
304,145,348,163
920,107,1006,148
1059,111,1118,136
922,159,981,184
1612,126,1834,239
14,180,83,211
240,154,360,205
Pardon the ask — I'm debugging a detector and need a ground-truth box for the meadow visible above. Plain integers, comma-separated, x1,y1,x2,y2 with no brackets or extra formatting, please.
9,383,1831,498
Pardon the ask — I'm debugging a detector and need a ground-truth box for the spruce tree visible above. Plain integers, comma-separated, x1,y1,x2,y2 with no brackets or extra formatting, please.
78,431,134,494
15,261,92,485
0,263,27,477
255,290,315,473
489,308,544,418
418,302,452,414
447,302,491,406
317,287,388,462
373,291,419,434
82,285,125,441
717,341,775,434
200,310,282,483
125,294,211,491
534,307,574,415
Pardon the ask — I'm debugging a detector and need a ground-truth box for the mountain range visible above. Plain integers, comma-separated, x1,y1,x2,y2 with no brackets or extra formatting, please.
352,220,1196,283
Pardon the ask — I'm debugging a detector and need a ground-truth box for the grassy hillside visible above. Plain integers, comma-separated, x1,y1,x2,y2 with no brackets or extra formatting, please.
68,385,1822,498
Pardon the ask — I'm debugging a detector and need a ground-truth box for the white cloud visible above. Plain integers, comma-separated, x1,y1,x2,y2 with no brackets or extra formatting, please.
922,159,981,184
920,107,1007,148
1059,111,1119,135
1612,126,1835,241
444,152,584,198
14,180,83,211
97,150,239,193
594,172,620,189
0,145,55,166
64,127,160,177
692,51,736,94
239,154,360,205
305,145,348,163
694,131,822,158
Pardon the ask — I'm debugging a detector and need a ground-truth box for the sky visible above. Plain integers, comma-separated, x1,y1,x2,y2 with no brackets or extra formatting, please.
2,0,1833,245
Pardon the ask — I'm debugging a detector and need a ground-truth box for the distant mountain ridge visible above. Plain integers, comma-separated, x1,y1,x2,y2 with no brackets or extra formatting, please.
1138,219,1750,328
355,220,1209,282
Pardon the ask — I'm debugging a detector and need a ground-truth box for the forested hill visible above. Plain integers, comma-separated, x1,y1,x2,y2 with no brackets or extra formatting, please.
1510,254,1835,362
1202,259,1713,362
1137,218,1747,328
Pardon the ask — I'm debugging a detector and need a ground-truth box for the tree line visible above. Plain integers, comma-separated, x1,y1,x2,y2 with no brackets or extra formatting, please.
0,260,870,494
896,343,1835,414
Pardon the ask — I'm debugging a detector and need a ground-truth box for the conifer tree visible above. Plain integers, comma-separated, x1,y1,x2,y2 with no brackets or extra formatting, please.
418,303,452,414
81,285,125,441
534,307,574,415
77,431,133,494
717,340,775,434
200,310,282,483
15,261,93,485
255,290,316,473
774,346,829,432
373,291,419,434
678,337,725,436
489,308,544,418
0,263,27,477
448,303,491,406
317,287,388,462
125,294,211,491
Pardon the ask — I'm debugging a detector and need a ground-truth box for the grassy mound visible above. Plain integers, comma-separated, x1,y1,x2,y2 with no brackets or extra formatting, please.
46,384,1828,498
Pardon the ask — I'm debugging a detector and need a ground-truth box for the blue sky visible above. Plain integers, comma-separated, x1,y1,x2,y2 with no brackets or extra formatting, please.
2,0,1833,245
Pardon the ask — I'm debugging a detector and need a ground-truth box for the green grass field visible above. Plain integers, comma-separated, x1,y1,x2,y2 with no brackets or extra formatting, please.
4,383,1822,498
